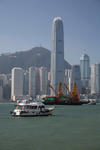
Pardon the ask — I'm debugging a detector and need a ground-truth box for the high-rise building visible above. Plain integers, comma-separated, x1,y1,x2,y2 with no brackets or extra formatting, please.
23,71,29,95
29,67,40,98
69,65,81,93
51,17,64,95
64,69,72,94
0,74,8,86
35,68,40,96
80,53,90,87
0,79,3,101
11,67,24,101
64,69,72,86
29,67,37,98
91,63,100,94
39,67,48,95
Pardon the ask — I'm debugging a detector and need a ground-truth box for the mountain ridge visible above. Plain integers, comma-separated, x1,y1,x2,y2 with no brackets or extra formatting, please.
0,47,71,74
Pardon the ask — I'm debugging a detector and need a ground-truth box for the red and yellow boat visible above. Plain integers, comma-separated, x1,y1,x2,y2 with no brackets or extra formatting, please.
43,82,87,105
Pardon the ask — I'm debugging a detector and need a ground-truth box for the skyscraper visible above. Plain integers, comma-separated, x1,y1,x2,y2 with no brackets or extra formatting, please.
23,71,29,95
29,67,40,98
69,65,82,93
91,63,100,94
11,67,24,101
29,67,37,98
51,17,64,95
39,67,48,95
0,79,3,101
80,53,90,87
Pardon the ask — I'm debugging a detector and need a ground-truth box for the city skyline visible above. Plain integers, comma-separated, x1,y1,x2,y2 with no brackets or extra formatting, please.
0,0,100,64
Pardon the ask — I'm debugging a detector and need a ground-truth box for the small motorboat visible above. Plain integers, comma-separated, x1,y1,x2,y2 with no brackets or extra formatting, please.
10,99,55,117
88,99,96,105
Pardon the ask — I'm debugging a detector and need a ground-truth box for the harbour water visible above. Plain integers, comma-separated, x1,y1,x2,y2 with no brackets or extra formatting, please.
0,102,100,150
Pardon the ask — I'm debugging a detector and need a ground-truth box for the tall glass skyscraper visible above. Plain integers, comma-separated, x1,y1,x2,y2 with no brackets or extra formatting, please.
51,17,64,95
80,53,90,87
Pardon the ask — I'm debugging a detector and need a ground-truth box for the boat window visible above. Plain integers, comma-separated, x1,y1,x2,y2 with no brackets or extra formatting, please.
39,106,45,109
16,106,22,109
29,106,31,109
26,106,30,109
26,105,37,109
32,106,37,109
22,106,25,109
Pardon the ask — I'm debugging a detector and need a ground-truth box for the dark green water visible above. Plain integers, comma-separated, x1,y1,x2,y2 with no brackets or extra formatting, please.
0,103,100,150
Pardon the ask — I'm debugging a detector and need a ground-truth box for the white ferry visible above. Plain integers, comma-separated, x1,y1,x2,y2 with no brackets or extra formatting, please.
10,100,55,117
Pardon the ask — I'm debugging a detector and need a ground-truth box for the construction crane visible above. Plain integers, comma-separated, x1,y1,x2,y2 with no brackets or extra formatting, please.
56,82,65,97
64,83,72,96
71,82,80,102
48,84,57,95
49,82,80,102
49,83,65,97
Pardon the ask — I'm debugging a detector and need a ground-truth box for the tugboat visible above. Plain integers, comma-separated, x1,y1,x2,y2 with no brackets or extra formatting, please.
10,99,55,117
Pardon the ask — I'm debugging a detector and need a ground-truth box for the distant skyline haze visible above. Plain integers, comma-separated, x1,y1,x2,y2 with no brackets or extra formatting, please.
0,0,100,64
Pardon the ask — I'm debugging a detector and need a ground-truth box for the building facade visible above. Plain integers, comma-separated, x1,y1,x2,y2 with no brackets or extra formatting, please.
29,67,37,98
80,53,90,87
11,67,24,101
39,67,48,95
51,17,64,95
0,79,3,101
23,71,29,95
29,67,40,98
91,63,100,94
69,65,81,93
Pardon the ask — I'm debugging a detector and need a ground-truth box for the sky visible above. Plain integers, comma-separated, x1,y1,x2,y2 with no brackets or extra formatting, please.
0,0,100,65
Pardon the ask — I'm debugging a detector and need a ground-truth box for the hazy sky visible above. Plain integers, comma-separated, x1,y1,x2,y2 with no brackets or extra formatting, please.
0,0,100,64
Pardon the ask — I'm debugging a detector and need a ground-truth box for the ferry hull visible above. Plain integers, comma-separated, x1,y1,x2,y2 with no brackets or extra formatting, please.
43,96,88,105
10,110,53,117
